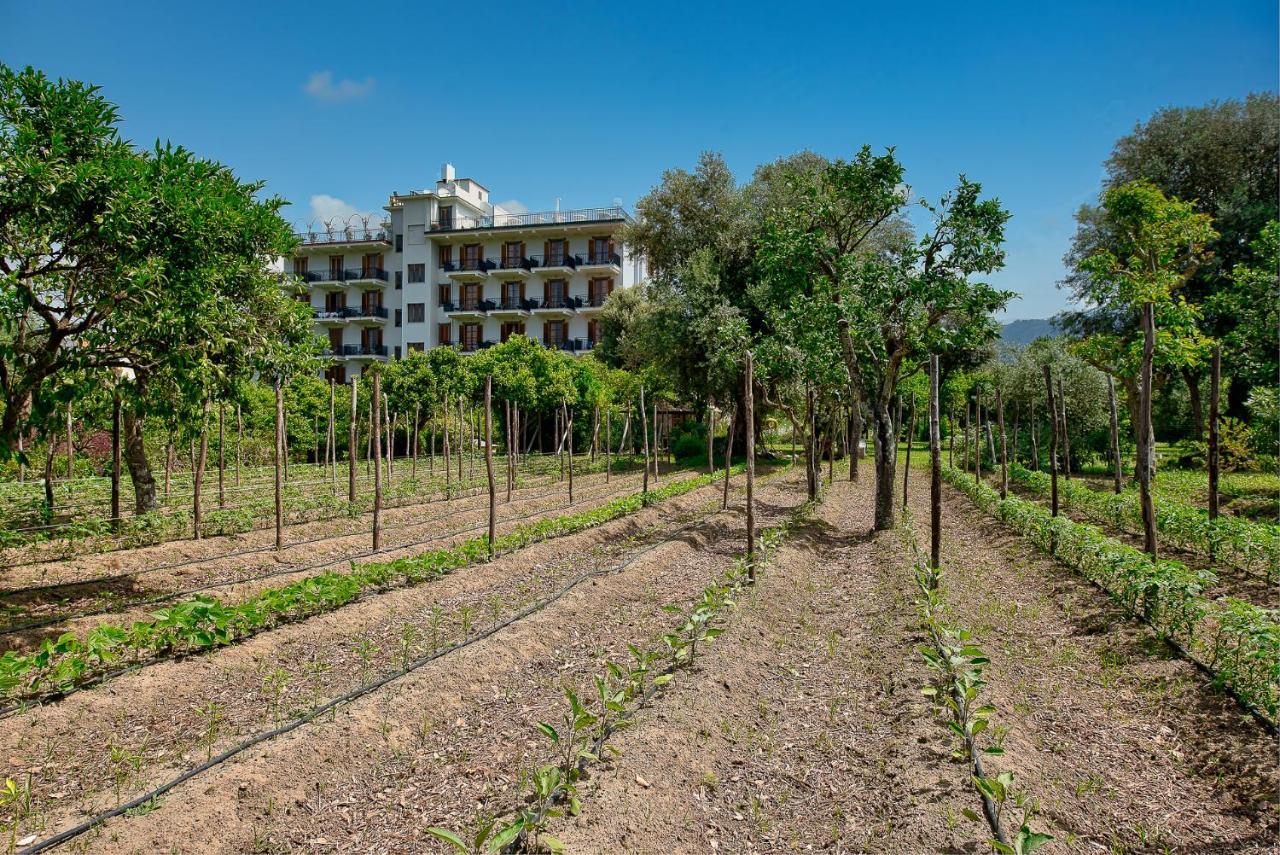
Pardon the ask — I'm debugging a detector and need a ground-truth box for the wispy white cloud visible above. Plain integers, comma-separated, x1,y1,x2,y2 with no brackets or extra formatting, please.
305,194,378,229
303,71,375,102
495,198,530,215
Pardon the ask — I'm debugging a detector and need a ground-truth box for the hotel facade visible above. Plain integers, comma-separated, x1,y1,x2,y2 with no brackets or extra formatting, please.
287,164,644,381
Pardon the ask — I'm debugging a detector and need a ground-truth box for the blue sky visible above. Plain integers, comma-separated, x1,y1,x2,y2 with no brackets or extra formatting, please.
4,1,1276,320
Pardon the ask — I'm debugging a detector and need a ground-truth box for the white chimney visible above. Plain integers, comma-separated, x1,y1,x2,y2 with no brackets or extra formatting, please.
441,162,455,182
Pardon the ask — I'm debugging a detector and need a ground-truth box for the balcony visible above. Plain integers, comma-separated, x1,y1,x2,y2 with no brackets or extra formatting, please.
492,256,533,280
348,268,390,290
442,299,490,321
295,226,392,249
314,307,357,326
440,257,494,283
350,305,389,326
578,251,622,275
460,339,497,354
529,253,579,277
530,295,580,318
429,205,630,234
542,337,595,353
489,297,532,320
344,344,388,360
577,293,609,315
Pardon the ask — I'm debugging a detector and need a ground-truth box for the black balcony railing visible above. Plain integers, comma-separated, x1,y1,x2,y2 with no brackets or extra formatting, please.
446,299,493,313
295,227,392,245
527,253,580,271
541,337,595,352
429,206,630,232
293,267,390,283
352,305,388,319
460,339,497,353
495,297,531,311
533,295,582,311
496,255,533,272
583,252,622,266
439,258,495,273
314,307,359,320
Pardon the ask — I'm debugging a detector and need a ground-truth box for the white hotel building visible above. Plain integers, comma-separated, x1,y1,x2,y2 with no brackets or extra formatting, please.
287,164,644,381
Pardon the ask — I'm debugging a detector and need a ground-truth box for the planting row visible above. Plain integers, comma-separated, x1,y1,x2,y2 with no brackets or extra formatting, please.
943,467,1280,723
0,466,745,707
1008,463,1279,582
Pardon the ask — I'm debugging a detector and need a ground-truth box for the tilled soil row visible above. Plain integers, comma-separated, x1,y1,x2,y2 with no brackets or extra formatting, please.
0,455,631,591
915,473,1278,851
548,475,978,853
0,467,658,651
5,469,798,851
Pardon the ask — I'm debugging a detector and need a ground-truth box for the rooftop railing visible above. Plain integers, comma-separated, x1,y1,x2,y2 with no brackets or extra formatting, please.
429,206,629,232
292,267,390,283
295,227,392,245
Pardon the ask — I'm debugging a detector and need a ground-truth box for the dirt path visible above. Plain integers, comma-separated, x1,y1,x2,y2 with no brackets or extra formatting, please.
9,469,797,852
913,473,1278,852
550,475,973,853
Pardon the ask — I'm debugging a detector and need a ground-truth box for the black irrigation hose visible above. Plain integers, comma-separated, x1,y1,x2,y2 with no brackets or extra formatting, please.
0,475,649,640
16,471,791,855
0,468,774,717
0,460,636,596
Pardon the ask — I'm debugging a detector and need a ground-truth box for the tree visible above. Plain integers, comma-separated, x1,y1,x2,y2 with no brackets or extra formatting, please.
1061,93,1279,422
758,148,1011,530
0,64,312,513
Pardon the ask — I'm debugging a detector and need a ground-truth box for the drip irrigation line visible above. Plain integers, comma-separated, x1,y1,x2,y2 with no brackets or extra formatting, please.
0,454,638,567
0,459,640,593
16,469,797,855
0,467,779,718
0,475,647,640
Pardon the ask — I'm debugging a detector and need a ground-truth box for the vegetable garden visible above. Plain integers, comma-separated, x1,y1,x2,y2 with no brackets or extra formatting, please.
0,66,1275,853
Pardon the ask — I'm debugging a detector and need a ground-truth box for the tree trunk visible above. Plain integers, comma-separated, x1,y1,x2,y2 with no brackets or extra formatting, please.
871,400,896,531
1208,346,1221,521
121,408,158,515
1137,303,1157,556
1182,365,1204,441
1043,366,1059,520
1107,375,1123,494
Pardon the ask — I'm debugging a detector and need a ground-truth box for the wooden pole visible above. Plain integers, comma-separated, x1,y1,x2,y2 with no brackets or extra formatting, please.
652,400,660,483
1138,302,1157,556
828,410,835,485
16,432,23,483
111,393,121,531
1208,345,1221,521
217,403,226,509
372,370,383,551
485,375,496,558
282,396,289,483
348,378,359,504
996,387,1008,501
193,400,209,540
708,398,716,476
412,402,419,482
744,351,756,582
326,380,335,493
902,398,915,509
722,409,735,510
66,405,73,495
929,355,942,569
605,408,612,483
639,387,650,498
274,381,284,550
1107,375,1122,494
504,399,513,502
235,404,242,488
591,405,599,463
974,387,983,482
565,400,575,504
457,397,464,484
443,394,451,499
1057,376,1071,481
1029,401,1039,471
1043,366,1059,519
165,438,173,501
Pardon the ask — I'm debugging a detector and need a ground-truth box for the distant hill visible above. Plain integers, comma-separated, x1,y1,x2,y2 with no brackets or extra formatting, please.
999,318,1058,347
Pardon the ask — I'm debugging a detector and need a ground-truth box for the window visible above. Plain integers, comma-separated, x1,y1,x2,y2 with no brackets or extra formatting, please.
438,205,453,229
408,263,425,283
462,284,482,309
461,323,481,351
438,283,452,306
588,278,613,306
544,279,567,307
407,303,425,323
328,328,343,352
589,237,612,263
329,255,344,278
362,253,382,276
292,257,308,274
502,280,522,307
587,319,601,345
544,319,567,346
500,322,525,342
294,292,310,304
438,245,452,267
394,346,402,360
437,324,452,346
408,341,425,353
462,243,482,270
324,365,345,384
395,270,402,290
325,292,345,312
544,239,568,266
395,233,403,252
502,241,524,267
395,308,402,328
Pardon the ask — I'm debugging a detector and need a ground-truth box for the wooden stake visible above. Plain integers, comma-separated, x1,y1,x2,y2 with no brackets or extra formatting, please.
640,386,650,498
193,400,209,540
235,404,242,488
111,393,121,531
708,398,716,476
1209,345,1221,521
66,405,74,495
996,387,1008,501
1043,366,1059,519
485,375,496,557
217,403,225,509
275,381,284,550
651,400,660,483
443,394,451,499
722,410,735,510
349,378,358,504
372,370,383,551
1057,376,1071,481
902,397,915,509
565,400,575,503
605,409,612,483
1107,374,1122,495
744,351,756,582
505,399,513,502
929,355,942,570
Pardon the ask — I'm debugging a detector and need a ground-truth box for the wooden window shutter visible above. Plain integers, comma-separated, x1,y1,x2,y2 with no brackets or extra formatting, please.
543,280,550,303
519,281,526,301
608,277,614,295
544,240,550,260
